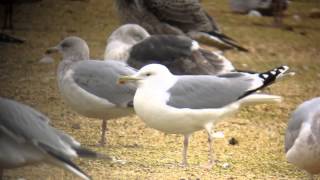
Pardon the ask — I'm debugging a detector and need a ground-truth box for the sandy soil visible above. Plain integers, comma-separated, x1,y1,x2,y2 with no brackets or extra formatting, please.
0,0,320,179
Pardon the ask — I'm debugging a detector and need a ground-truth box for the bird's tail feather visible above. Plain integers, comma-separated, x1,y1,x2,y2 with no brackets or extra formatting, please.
207,31,249,52
75,147,112,160
239,94,283,105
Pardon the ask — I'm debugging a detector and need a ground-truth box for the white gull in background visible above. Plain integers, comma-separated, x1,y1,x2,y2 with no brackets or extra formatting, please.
119,64,291,167
105,24,235,75
0,97,110,180
114,0,248,51
285,97,320,179
45,36,136,146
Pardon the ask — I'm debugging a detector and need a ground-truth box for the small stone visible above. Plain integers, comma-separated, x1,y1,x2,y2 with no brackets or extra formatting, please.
222,163,230,169
229,137,239,145
71,123,81,129
248,10,262,17
39,55,54,64
213,131,225,138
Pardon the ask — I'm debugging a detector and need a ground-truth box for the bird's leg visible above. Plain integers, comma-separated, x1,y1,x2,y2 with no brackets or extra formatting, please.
202,123,215,169
97,119,107,146
180,134,190,167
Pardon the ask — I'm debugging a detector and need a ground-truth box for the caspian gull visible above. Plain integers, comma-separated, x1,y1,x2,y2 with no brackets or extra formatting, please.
45,36,136,146
119,63,291,167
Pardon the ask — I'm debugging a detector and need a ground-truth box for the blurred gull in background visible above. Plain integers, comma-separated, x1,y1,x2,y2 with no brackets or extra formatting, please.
115,0,248,52
0,97,110,180
285,97,320,179
45,36,136,146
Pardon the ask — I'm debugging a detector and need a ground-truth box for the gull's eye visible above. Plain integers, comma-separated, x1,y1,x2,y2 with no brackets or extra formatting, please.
145,72,152,77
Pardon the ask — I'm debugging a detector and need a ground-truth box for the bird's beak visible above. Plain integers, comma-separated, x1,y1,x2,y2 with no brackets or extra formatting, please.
117,75,141,85
45,46,60,55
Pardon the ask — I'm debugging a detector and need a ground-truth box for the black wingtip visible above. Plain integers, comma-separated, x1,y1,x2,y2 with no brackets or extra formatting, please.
237,65,289,99
75,147,112,161
39,143,91,180
259,65,289,87
207,31,249,52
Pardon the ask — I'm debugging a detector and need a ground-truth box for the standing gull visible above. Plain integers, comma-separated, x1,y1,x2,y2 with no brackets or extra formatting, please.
105,24,235,75
119,64,291,167
285,97,320,179
0,97,110,180
45,36,136,146
115,0,248,51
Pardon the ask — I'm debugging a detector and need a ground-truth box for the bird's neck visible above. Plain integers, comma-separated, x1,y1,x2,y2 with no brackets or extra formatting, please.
57,55,86,85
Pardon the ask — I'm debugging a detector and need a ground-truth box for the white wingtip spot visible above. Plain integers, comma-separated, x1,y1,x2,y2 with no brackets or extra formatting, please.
191,40,200,51
270,71,276,75
262,74,269,78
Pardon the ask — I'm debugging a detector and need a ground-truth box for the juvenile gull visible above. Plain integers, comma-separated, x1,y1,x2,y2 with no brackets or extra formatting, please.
115,0,248,51
0,97,110,180
119,64,290,167
105,24,235,75
285,97,320,179
45,36,136,146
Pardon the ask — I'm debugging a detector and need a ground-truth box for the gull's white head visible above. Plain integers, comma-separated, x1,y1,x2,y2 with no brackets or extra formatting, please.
118,64,173,88
46,36,90,61
105,24,150,61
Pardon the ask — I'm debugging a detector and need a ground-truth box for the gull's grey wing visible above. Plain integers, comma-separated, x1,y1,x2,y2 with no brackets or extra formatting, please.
144,0,218,33
72,60,137,106
0,97,92,179
167,73,253,109
0,97,71,151
167,65,289,109
285,98,320,152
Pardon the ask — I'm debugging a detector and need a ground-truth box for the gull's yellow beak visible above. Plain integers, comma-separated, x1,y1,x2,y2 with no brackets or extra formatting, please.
117,76,141,85
45,46,59,55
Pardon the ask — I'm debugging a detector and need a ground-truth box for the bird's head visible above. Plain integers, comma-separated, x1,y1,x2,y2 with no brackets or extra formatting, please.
118,64,173,87
45,36,89,61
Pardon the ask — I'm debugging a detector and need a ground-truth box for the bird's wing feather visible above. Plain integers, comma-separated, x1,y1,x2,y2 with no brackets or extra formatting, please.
167,73,254,109
72,60,137,106
144,0,217,32
129,35,193,68
0,97,76,157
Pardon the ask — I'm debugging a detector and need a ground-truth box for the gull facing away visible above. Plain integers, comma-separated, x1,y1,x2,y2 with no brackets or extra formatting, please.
0,97,111,180
119,64,291,167
285,97,320,179
45,36,136,146
105,24,235,75
114,0,248,51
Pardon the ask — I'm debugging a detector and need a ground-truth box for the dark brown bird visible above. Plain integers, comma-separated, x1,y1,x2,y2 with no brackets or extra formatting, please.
115,0,248,52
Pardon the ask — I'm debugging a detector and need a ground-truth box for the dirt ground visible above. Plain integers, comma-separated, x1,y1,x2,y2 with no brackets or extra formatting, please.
0,0,320,179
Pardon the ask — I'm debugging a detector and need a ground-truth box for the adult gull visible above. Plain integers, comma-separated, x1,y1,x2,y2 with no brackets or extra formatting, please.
105,24,235,75
285,97,320,179
0,97,110,180
45,36,136,146
115,0,248,51
119,64,291,167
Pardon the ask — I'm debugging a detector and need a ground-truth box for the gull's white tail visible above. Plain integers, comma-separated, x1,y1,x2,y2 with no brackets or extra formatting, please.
239,94,283,106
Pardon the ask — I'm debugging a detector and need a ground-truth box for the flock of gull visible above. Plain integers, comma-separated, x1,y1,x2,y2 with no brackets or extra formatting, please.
0,0,319,179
